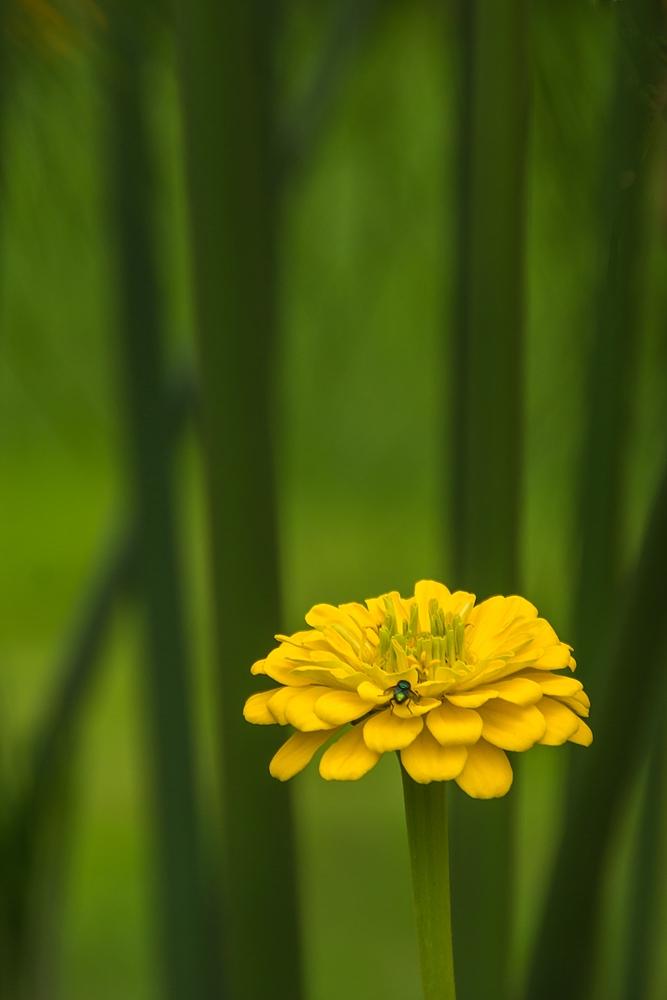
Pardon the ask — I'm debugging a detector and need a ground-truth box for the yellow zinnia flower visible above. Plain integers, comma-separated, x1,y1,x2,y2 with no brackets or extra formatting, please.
244,581,592,798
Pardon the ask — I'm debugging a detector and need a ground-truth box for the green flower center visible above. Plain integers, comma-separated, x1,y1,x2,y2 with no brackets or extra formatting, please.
377,597,472,677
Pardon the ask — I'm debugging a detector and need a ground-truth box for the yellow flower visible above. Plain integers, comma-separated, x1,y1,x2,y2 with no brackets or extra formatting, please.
244,581,592,798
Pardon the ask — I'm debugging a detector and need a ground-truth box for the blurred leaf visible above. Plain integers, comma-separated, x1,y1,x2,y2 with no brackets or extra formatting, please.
448,2,529,997
175,2,302,997
525,448,667,1000
620,722,666,1000
105,4,213,997
574,0,665,708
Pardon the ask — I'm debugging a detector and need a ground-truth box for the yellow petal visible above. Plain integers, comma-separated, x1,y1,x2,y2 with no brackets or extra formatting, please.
477,701,547,751
561,690,591,716
536,697,580,745
263,646,312,686
426,701,483,746
469,594,538,640
270,729,339,780
364,596,388,626
473,677,543,706
533,644,571,670
518,669,583,698
415,680,456,698
454,739,513,799
251,658,266,675
414,580,454,632
446,590,477,618
267,686,301,725
400,727,468,783
338,602,377,630
284,686,337,731
319,723,381,780
305,604,362,641
363,709,423,753
315,690,372,726
357,680,393,704
446,690,497,708
243,689,279,725
385,590,412,628
392,698,441,718
569,718,593,746
291,666,362,690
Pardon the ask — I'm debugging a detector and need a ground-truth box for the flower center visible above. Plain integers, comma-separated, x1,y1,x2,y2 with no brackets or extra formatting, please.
376,597,473,678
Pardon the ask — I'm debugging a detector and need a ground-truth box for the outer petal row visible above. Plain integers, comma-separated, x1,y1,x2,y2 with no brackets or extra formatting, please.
270,729,339,780
400,727,467,783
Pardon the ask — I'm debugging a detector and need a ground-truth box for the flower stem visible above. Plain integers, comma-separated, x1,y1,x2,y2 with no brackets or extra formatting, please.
401,765,457,1000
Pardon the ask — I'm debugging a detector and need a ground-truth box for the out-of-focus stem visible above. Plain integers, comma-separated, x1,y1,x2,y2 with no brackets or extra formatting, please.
401,768,457,1000
621,722,666,1000
525,455,667,999
0,367,196,998
107,6,207,998
448,2,529,998
573,1,661,707
175,3,302,997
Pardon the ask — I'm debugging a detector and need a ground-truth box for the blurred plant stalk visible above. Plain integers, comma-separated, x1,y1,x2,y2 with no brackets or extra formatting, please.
175,2,302,998
401,768,457,1000
106,4,212,998
448,1,528,997
0,366,196,999
525,4,667,998
525,434,667,1000
573,0,663,706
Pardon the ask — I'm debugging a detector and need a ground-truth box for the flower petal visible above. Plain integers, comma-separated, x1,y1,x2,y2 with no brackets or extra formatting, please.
517,669,583,698
284,686,338,731
357,680,393,703
291,666,364,690
414,580,454,632
392,698,440,718
537,696,581,745
338,602,377,630
243,690,279,725
454,739,514,798
400,727,468,783
363,709,423,752
557,692,590,717
569,718,593,746
305,604,363,640
319,723,381,780
477,701,547,751
532,644,572,670
446,690,497,708
267,686,301,725
264,646,312,686
270,729,340,780
472,677,543,706
251,658,266,675
315,690,372,726
426,701,483,746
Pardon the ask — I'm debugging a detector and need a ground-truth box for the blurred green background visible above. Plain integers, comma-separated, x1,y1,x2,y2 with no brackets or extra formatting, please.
1,1,667,999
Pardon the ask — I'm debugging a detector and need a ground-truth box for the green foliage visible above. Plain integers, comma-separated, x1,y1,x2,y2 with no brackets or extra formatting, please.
1,1,667,999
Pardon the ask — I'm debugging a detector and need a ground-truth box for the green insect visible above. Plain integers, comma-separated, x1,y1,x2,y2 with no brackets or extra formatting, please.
392,679,412,704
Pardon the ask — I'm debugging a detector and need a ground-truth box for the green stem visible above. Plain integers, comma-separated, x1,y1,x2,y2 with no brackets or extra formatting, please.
107,7,209,996
525,451,667,1000
449,2,528,996
175,3,302,996
621,721,666,1000
401,767,457,1000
